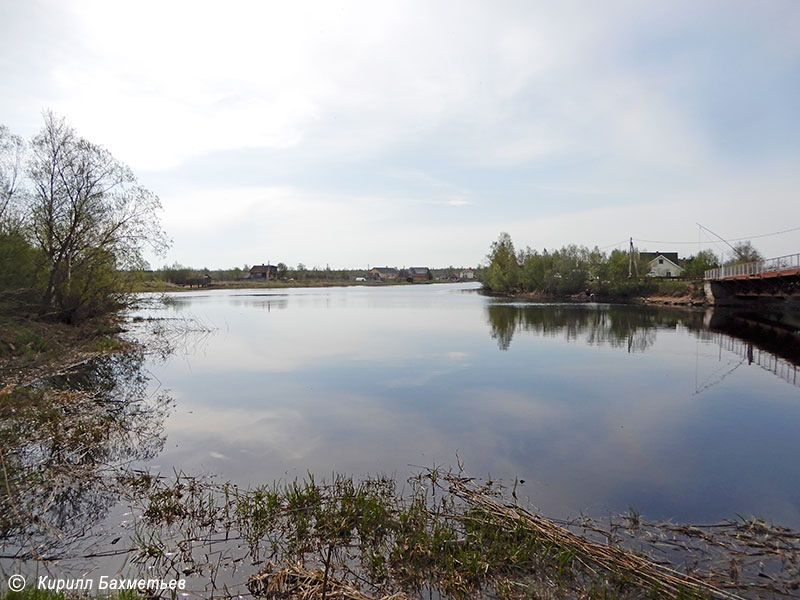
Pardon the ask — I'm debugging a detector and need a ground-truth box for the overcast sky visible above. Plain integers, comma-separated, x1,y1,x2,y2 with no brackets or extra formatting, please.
2,0,799,269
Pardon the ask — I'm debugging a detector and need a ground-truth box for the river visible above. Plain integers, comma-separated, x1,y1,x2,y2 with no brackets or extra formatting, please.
132,282,800,527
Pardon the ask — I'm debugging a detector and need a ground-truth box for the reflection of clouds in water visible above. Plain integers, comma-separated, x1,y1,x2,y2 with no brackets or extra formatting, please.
383,370,448,388
140,287,800,526
152,308,479,374
457,388,566,428
159,390,459,483
167,405,321,462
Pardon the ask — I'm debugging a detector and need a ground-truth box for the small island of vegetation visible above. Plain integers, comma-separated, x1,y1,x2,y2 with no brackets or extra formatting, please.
482,232,762,305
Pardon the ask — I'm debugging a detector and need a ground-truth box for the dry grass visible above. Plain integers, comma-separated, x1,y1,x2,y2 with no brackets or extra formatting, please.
248,562,410,600
444,474,741,599
116,468,800,599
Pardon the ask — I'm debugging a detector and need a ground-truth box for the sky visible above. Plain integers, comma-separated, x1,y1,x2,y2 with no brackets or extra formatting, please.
1,0,799,270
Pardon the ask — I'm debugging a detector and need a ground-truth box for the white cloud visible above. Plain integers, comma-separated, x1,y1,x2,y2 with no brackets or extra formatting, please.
35,1,634,170
3,0,799,268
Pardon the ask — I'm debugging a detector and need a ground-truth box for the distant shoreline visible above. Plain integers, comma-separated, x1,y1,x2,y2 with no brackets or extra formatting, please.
132,279,703,306
131,278,474,293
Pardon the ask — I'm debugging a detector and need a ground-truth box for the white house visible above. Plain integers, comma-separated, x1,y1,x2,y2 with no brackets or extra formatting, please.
640,252,684,278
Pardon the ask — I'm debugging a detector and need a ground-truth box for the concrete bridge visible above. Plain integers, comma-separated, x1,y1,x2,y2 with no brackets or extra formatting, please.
704,252,800,306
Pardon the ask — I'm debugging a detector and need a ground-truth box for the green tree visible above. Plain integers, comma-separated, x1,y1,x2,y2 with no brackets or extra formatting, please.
683,250,720,277
485,232,521,292
602,249,631,282
590,248,654,298
0,125,41,303
545,245,588,294
727,241,763,265
519,247,547,291
0,230,44,294
26,112,168,320
160,262,193,285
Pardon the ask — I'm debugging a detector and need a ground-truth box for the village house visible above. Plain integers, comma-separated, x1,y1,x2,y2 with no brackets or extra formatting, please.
367,266,399,280
408,267,431,282
249,264,278,280
640,252,684,278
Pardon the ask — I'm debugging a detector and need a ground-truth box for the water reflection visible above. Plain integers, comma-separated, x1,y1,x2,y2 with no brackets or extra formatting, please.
128,287,795,528
0,350,171,560
228,293,289,312
705,308,800,388
487,302,799,387
12,288,800,594
486,303,705,352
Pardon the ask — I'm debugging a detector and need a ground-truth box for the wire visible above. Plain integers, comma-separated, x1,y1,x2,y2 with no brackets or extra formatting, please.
634,225,800,245
738,225,800,240
597,239,629,250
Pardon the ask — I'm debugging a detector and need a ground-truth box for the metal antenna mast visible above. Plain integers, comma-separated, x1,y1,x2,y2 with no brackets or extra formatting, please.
696,222,738,259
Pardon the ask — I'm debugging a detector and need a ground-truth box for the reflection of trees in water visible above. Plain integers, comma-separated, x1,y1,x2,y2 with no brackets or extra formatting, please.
486,302,800,388
126,315,215,362
228,295,289,311
0,349,171,559
486,304,705,352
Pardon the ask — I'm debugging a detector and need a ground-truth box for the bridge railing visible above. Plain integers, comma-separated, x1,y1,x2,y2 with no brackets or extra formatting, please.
705,252,800,280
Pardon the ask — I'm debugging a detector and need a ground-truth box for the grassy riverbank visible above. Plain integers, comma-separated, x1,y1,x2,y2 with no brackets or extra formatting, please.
0,314,130,390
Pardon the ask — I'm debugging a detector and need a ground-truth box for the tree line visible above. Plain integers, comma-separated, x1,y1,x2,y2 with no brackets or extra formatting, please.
0,113,167,322
151,263,359,284
149,264,480,286
483,232,759,296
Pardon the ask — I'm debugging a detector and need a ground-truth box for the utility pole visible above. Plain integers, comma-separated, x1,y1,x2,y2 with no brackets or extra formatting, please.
628,238,638,278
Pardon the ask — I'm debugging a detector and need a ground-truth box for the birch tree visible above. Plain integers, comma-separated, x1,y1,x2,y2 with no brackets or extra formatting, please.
27,112,168,319
0,124,25,229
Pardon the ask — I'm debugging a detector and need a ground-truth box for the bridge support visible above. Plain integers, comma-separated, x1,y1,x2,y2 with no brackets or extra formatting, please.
704,277,800,308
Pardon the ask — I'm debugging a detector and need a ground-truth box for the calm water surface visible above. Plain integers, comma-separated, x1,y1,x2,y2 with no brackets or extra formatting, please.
135,283,800,527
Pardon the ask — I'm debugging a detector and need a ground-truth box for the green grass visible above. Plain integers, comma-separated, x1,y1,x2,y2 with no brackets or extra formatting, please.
115,470,727,600
0,319,50,362
0,313,130,383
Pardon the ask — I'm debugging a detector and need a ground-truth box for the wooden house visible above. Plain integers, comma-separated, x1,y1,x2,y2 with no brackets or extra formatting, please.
249,264,278,280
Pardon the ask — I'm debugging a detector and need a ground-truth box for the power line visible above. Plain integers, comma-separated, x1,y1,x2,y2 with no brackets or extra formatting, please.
633,225,800,246
597,239,629,250
739,225,800,240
